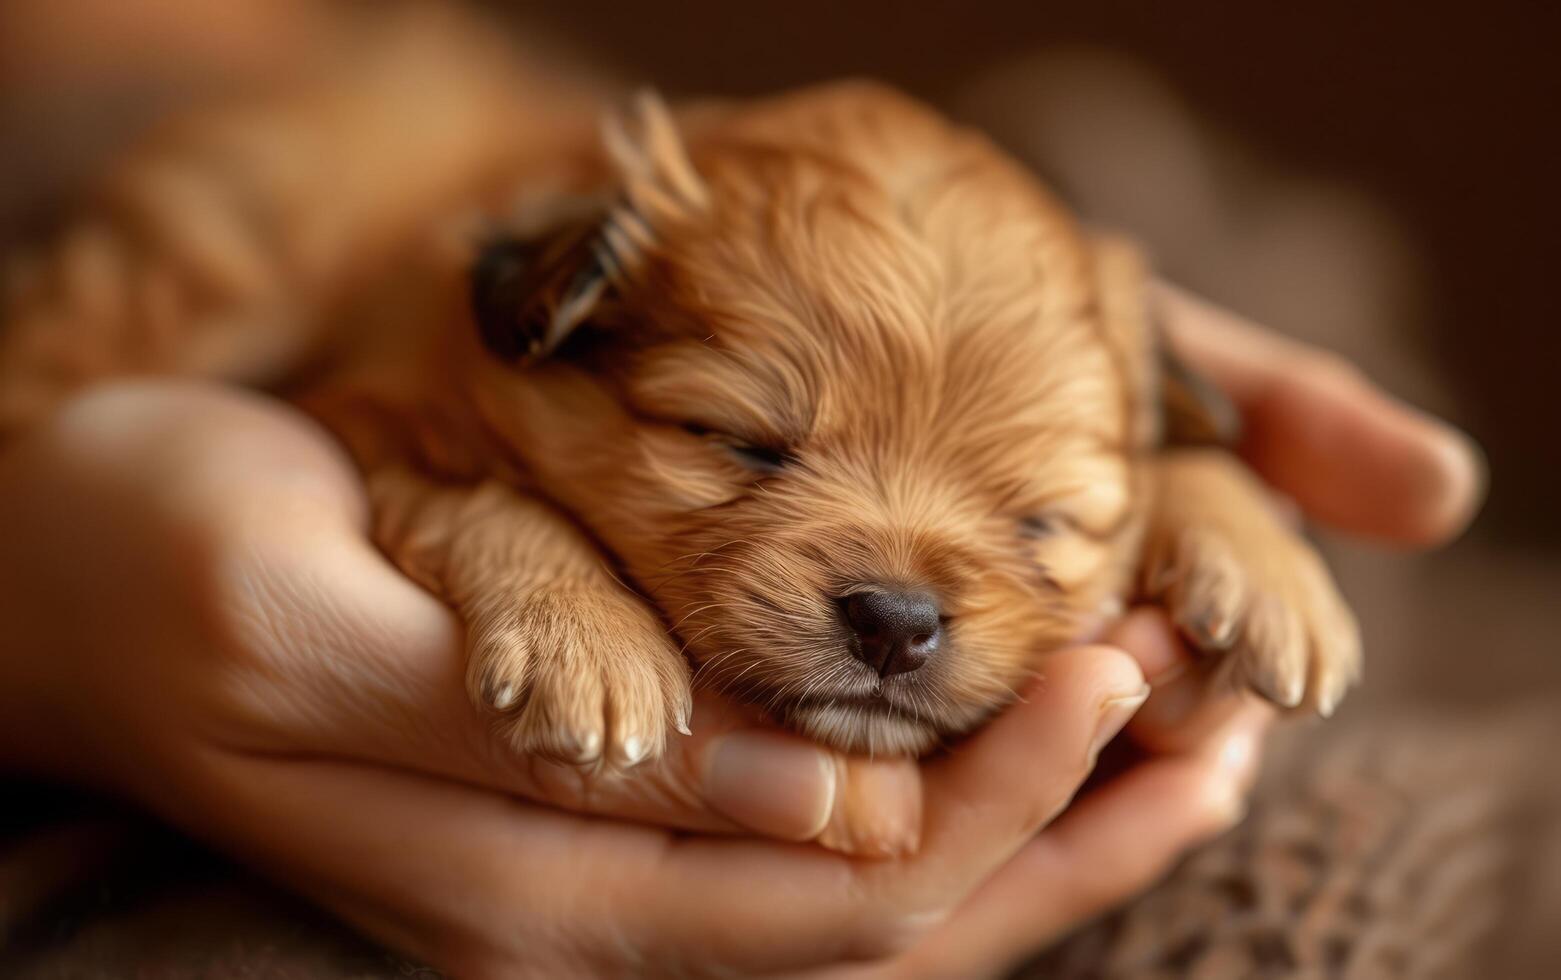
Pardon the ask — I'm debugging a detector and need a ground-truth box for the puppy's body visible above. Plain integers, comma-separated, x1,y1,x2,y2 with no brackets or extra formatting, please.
0,27,1358,762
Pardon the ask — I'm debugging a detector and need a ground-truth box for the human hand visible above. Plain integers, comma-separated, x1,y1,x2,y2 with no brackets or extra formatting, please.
1156,281,1483,549
0,381,1155,976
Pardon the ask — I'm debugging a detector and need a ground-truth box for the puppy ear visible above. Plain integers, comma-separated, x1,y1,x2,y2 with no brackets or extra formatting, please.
602,89,709,222
471,91,706,366
470,213,615,364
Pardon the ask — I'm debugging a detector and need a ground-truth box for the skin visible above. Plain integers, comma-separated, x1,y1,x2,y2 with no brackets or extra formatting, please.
0,290,1482,978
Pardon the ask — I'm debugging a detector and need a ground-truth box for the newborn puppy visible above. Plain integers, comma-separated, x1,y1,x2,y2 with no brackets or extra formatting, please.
0,63,1358,765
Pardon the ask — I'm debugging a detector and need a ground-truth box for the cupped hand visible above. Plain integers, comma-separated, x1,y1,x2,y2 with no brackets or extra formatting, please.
0,381,1153,976
0,381,926,853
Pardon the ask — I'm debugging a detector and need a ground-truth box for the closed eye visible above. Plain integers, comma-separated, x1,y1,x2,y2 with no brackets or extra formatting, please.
683,423,796,474
726,442,793,472
1018,512,1075,539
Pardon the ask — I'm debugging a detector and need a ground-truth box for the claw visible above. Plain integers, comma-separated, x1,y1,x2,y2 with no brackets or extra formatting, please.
560,729,603,764
1315,671,1349,718
1180,606,1238,651
491,683,517,710
1246,654,1306,709
619,735,650,767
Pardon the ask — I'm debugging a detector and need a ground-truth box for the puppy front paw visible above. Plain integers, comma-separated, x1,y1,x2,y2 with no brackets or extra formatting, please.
1145,454,1361,716
464,584,692,768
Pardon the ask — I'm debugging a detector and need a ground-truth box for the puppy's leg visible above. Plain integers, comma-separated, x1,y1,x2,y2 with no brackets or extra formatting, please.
1140,449,1361,715
371,468,692,768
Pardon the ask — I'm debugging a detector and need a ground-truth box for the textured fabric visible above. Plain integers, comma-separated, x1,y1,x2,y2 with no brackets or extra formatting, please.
1026,708,1553,980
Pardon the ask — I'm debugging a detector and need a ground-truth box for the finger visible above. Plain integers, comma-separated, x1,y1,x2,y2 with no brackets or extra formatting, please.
1154,281,1486,547
877,710,1267,980
1107,606,1274,754
618,643,1151,972
470,689,924,858
692,702,923,858
45,382,920,856
175,751,671,978
188,750,921,978
900,644,1149,895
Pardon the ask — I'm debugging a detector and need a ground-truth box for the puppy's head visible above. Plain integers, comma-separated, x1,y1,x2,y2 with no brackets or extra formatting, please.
470,84,1152,754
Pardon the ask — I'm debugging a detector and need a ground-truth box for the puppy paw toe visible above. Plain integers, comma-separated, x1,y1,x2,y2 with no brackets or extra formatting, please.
1158,530,1246,650
465,585,691,770
1153,527,1361,716
467,617,537,712
508,698,608,766
1239,593,1310,708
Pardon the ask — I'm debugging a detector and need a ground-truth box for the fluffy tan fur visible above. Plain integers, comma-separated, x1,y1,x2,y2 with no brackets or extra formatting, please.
0,24,1358,763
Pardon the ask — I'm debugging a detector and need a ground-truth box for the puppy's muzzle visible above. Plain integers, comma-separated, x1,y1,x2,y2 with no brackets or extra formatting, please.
839,588,943,677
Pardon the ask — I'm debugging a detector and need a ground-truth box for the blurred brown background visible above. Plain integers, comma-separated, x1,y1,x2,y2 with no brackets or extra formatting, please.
2,0,1557,975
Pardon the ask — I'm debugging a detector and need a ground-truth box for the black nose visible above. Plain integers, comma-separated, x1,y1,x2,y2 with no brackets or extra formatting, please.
841,589,942,677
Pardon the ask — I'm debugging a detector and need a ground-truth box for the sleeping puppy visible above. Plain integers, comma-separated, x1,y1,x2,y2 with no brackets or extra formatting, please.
0,52,1358,766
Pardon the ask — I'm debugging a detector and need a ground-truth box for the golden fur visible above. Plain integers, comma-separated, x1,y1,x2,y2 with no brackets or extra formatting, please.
0,18,1358,762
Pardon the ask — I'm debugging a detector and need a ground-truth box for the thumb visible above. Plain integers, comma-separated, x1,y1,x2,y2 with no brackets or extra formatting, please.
463,691,924,858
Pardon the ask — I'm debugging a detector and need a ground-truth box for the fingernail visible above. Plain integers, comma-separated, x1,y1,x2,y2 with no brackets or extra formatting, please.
704,731,836,841
816,758,922,859
1090,684,1151,764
